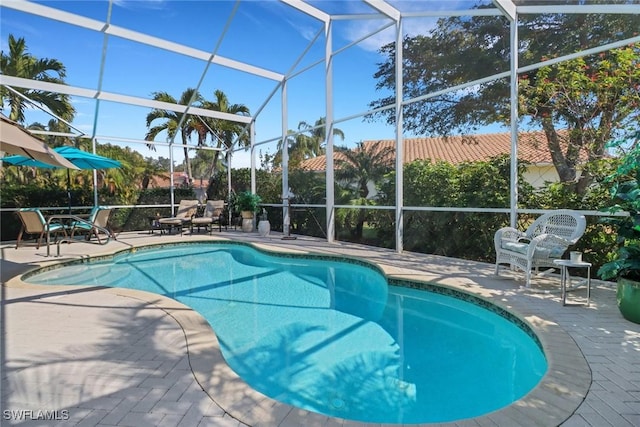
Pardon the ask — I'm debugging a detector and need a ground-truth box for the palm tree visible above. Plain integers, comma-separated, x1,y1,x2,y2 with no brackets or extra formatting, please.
27,118,76,148
20,120,78,187
297,117,345,157
145,88,203,182
275,117,344,169
199,89,250,178
334,141,394,240
0,35,75,123
140,157,169,190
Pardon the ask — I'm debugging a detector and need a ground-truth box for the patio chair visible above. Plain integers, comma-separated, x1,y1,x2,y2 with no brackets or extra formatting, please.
158,199,198,235
494,209,587,287
70,206,115,244
15,208,67,249
191,200,226,234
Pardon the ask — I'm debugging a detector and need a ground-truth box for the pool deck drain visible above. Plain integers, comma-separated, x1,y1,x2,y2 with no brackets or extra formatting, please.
2,231,639,426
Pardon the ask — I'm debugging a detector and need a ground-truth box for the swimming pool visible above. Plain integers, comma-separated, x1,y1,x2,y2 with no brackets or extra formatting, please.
24,242,547,424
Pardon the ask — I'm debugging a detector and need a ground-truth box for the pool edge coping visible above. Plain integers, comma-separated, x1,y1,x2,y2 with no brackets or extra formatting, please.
2,239,591,427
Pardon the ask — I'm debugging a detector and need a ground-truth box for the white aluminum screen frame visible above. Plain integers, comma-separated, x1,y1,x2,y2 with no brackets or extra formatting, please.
1,0,639,250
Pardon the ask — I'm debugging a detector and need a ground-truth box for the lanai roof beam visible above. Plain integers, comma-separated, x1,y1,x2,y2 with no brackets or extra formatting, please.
492,0,516,21
0,76,253,125
3,0,284,82
518,4,640,15
281,0,330,24
363,0,401,22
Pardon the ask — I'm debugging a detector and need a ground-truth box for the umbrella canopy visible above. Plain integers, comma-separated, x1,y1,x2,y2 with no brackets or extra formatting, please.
2,146,121,169
2,146,122,213
0,115,79,169
50,146,121,170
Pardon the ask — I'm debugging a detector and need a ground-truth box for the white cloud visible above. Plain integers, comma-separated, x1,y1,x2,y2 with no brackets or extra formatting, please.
339,0,486,54
231,149,253,169
286,18,322,42
343,19,395,52
342,16,438,54
112,0,167,11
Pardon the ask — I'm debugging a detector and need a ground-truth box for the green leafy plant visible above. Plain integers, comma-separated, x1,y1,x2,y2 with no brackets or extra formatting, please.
235,191,262,213
598,132,640,281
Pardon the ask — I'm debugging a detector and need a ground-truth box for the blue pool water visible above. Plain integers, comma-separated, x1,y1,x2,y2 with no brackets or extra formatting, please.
25,243,547,424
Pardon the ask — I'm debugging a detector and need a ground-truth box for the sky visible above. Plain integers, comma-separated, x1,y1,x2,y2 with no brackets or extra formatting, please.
0,0,500,169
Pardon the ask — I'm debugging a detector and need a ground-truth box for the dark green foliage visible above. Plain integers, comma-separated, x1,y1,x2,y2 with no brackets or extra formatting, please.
205,170,228,201
207,168,281,204
0,184,196,240
255,170,281,205
372,156,527,259
280,170,328,237
529,177,617,269
331,142,394,241
0,183,113,239
369,12,640,193
372,155,618,267
288,170,326,204
598,136,640,281
236,191,262,213
1,153,627,277
115,188,195,232
208,167,327,236
1,183,68,241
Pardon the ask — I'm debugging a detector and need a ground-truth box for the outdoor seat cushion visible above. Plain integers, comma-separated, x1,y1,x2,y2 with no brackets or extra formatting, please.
192,208,223,224
502,241,565,258
48,223,66,233
502,241,528,254
159,218,185,225
191,217,213,225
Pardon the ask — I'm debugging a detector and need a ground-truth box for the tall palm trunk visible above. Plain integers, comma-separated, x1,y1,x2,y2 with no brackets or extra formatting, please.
181,128,193,184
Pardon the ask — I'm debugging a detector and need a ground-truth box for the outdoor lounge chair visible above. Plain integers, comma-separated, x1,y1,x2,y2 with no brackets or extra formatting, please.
191,200,225,234
15,208,67,249
158,199,198,235
70,206,115,244
494,209,587,287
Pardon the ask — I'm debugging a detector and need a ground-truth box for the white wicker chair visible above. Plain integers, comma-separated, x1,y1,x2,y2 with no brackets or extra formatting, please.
494,210,587,287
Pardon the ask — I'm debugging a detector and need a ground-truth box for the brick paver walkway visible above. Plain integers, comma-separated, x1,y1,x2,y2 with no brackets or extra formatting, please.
2,285,241,426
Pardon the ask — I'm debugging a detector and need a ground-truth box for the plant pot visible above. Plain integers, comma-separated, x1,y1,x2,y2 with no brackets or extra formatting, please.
258,220,270,237
617,277,640,324
241,219,253,232
241,211,254,219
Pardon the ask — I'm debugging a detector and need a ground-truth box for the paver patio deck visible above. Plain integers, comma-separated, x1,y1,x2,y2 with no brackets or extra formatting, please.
1,230,639,426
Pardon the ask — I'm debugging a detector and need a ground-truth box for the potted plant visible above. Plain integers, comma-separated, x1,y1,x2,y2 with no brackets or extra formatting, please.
598,132,640,324
235,191,261,232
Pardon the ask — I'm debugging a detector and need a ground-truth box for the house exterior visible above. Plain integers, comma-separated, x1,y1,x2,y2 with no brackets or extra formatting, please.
297,131,587,190
148,172,210,202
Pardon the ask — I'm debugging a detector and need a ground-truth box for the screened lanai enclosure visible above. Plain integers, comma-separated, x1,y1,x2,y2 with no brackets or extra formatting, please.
1,1,639,260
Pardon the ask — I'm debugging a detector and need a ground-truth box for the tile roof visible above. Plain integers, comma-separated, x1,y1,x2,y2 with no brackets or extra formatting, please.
299,131,587,171
149,172,209,189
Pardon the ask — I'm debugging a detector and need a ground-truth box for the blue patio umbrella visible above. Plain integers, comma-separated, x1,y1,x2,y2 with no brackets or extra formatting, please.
2,146,121,169
2,146,122,212
0,115,79,169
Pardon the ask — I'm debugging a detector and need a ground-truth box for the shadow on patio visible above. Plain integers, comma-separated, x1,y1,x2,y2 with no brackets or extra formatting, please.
1,285,234,426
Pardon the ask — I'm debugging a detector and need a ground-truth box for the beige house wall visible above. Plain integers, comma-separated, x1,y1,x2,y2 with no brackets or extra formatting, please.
523,164,582,189
362,164,578,199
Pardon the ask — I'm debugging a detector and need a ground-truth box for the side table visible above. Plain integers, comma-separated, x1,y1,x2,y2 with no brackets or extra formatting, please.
148,216,162,234
553,259,591,306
